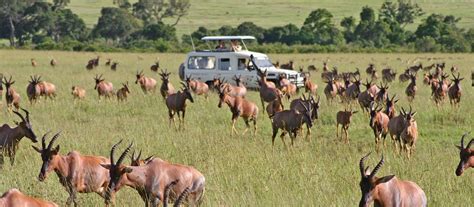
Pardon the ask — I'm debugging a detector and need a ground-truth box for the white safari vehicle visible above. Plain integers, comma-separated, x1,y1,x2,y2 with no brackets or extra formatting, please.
179,36,304,89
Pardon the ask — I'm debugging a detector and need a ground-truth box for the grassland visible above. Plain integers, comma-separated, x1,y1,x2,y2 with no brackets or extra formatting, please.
0,50,472,206
63,0,474,37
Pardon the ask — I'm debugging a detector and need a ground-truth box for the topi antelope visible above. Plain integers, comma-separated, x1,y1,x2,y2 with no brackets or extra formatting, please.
358,153,427,207
252,56,281,113
290,94,320,141
280,60,294,70
3,76,20,110
384,94,398,119
110,62,118,71
323,75,338,104
375,83,389,104
86,60,94,70
105,58,111,66
358,79,375,113
136,70,157,94
278,74,297,100
150,61,160,72
0,108,37,167
94,74,114,99
116,82,131,101
381,68,396,83
303,74,317,95
32,132,111,206
271,102,313,148
130,150,154,167
0,188,58,207
27,75,42,104
166,82,194,130
50,58,57,67
93,56,100,67
266,98,284,119
31,58,38,67
365,63,375,75
159,69,175,100
448,72,463,107
344,74,361,104
455,132,473,176
387,107,408,152
400,106,418,159
227,75,247,97
432,74,449,106
101,140,205,206
398,69,410,83
369,103,389,152
38,79,57,100
185,75,209,99
336,109,357,143
71,86,86,100
217,86,258,136
405,72,417,103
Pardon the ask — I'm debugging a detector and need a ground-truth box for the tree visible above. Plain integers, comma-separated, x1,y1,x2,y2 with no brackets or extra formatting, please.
92,7,141,42
360,6,375,23
263,24,300,45
300,9,343,45
0,0,36,46
53,0,70,9
132,0,190,26
236,22,264,42
138,21,176,41
113,0,131,9
380,0,423,28
340,16,356,42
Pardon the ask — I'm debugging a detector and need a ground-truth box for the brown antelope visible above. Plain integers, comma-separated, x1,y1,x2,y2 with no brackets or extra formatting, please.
384,94,398,119
320,63,333,81
358,80,375,113
303,74,317,95
266,98,284,118
71,86,86,100
229,75,247,97
400,106,418,159
166,82,194,129
423,63,435,72
105,58,111,66
3,76,20,110
50,58,57,67
130,150,154,167
408,63,423,74
448,72,463,107
27,75,42,104
432,74,449,106
398,69,410,83
0,108,37,167
365,63,375,75
38,80,57,100
280,60,294,70
93,56,100,67
278,74,297,99
381,68,396,83
101,141,205,206
159,69,175,99
405,72,417,103
422,73,432,85
387,107,408,152
110,62,118,71
86,60,94,70
271,102,313,147
94,74,114,99
185,75,209,99
150,61,160,72
307,64,317,71
358,153,427,207
217,87,258,136
32,132,111,206
450,65,458,73
253,57,281,113
31,58,38,67
136,70,157,94
365,79,379,98
0,188,58,207
289,94,320,141
336,109,357,143
162,180,189,207
455,133,473,176
116,82,131,101
375,83,389,104
323,75,338,104
369,103,389,152
344,75,361,104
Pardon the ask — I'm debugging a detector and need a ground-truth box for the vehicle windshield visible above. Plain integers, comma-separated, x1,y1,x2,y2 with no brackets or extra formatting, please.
252,58,273,68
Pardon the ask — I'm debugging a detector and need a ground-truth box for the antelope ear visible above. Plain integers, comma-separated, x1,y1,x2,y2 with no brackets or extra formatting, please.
32,146,42,153
411,112,417,117
352,111,359,114
52,145,60,154
123,167,133,173
376,175,395,185
100,164,112,170
455,145,463,150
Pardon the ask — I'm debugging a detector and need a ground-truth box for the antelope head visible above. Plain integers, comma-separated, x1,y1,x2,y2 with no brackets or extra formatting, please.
13,108,37,142
368,102,383,128
135,70,144,84
455,132,474,176
358,153,394,207
181,82,194,103
3,76,15,88
299,97,313,128
32,131,61,181
94,74,104,90
451,72,464,86
309,94,320,120
122,82,130,94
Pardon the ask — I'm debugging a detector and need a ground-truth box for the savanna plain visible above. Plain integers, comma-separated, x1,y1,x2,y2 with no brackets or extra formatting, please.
0,50,472,206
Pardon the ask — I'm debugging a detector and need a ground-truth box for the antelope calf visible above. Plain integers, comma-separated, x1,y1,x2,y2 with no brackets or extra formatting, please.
150,61,160,72
344,75,361,104
101,141,205,206
455,133,473,176
27,75,42,104
31,58,38,67
3,76,21,110
94,74,114,99
369,103,389,152
71,86,86,100
166,82,194,129
32,132,111,206
405,72,417,102
116,82,131,101
400,106,418,159
186,75,209,99
0,188,58,207
336,109,357,143
303,75,317,95
136,70,157,94
0,109,37,167
271,102,313,147
111,62,118,71
448,73,463,107
218,87,258,136
358,153,427,207
159,69,175,100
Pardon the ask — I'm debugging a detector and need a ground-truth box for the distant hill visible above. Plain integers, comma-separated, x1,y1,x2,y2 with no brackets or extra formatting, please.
67,0,474,37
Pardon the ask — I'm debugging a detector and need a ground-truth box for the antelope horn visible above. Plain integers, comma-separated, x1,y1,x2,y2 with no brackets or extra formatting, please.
302,94,307,101
369,154,384,178
400,107,406,116
359,152,371,177
110,139,123,165
12,110,26,123
409,105,413,115
117,142,133,166
47,131,62,151
467,139,474,149
460,132,470,149
41,131,51,150
299,101,309,112
137,149,142,161
20,108,30,121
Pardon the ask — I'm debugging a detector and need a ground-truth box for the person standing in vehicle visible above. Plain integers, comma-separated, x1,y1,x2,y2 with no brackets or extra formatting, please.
216,40,226,50
231,40,242,52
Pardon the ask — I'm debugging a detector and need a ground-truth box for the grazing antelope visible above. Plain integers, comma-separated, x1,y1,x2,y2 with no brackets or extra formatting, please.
38,80,57,100
405,72,417,103
358,153,427,207
381,68,396,83
455,133,473,176
217,87,258,136
105,58,111,66
71,86,86,100
400,106,418,159
150,61,160,72
27,75,42,104
159,69,175,99
116,82,130,101
31,58,38,67
278,74,297,100
32,132,111,206
185,75,209,99
369,103,389,152
253,57,281,113
101,141,205,206
336,109,357,143
136,70,157,94
358,80,375,113
3,76,20,110
0,108,37,167
384,94,398,119
448,72,463,107
280,60,294,70
289,94,320,141
323,75,338,104
50,58,57,67
375,83,389,104
271,102,313,147
0,188,58,207
166,82,194,129
110,62,118,71
94,74,114,99
398,69,410,83
303,74,317,95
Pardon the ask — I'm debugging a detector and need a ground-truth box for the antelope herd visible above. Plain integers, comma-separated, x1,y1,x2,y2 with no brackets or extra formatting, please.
0,56,471,206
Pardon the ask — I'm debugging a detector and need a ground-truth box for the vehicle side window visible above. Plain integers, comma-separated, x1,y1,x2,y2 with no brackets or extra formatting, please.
238,58,248,70
219,58,231,70
187,56,215,70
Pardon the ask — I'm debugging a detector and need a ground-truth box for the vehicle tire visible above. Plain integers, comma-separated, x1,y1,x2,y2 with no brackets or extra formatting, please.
178,63,185,81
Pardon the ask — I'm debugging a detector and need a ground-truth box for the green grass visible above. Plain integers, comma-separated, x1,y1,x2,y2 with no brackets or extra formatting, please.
62,0,474,37
0,50,472,206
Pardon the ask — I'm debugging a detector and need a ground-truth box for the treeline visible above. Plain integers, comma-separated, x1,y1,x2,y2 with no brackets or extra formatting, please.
0,0,473,53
